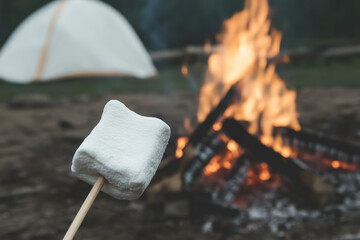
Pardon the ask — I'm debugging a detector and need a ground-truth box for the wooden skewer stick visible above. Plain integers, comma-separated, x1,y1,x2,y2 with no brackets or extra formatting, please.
63,175,106,240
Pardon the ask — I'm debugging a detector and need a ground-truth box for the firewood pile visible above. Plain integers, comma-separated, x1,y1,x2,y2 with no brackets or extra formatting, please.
146,85,360,235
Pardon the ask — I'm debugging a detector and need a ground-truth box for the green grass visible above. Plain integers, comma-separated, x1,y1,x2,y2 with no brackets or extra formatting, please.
0,62,359,102
0,66,197,101
278,62,360,89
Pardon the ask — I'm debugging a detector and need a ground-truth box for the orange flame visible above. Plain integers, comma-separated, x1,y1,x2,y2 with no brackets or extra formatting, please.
204,139,242,176
184,117,194,134
259,163,271,181
245,162,272,186
181,63,188,77
266,132,293,158
227,140,238,152
204,39,212,54
175,137,189,159
204,155,222,175
197,0,300,151
212,122,223,131
282,55,290,64
331,160,341,169
329,160,357,171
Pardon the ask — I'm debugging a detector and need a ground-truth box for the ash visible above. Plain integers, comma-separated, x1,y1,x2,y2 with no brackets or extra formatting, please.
215,169,360,236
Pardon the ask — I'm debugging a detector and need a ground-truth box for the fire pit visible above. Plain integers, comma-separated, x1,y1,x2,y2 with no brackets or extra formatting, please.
146,0,360,235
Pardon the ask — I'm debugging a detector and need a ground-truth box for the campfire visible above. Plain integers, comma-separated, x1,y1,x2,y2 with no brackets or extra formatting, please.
147,0,360,235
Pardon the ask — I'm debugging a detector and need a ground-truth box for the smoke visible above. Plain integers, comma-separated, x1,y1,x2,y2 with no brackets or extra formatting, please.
139,0,168,50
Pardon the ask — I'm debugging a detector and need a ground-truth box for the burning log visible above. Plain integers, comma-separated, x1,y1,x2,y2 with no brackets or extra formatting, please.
221,118,334,205
183,132,227,191
275,127,359,172
187,84,237,145
147,132,227,200
214,155,251,206
147,83,237,198
280,127,360,157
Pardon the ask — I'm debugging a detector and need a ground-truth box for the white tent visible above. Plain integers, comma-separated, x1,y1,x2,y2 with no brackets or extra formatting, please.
0,0,156,83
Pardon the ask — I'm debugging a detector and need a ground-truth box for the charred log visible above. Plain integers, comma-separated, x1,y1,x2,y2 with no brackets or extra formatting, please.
151,83,237,186
183,132,227,191
214,155,251,206
280,127,360,157
222,118,334,205
188,84,236,145
147,131,224,199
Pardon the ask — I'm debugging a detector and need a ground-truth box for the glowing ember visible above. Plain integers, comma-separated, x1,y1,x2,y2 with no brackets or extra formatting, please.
227,140,238,152
203,139,243,176
175,137,189,159
204,155,222,175
181,63,188,77
246,169,256,186
331,160,341,169
212,122,223,131
223,161,232,169
259,163,271,181
328,160,357,171
340,162,357,171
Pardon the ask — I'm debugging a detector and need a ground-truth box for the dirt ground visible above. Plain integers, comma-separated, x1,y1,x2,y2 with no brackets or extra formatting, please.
0,87,359,240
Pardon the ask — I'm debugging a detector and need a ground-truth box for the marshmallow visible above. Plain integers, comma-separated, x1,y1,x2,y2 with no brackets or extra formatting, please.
71,100,170,200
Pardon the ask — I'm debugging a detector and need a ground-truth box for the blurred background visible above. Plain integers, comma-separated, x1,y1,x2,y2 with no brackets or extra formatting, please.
0,0,360,99
0,0,359,239
2,0,360,50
